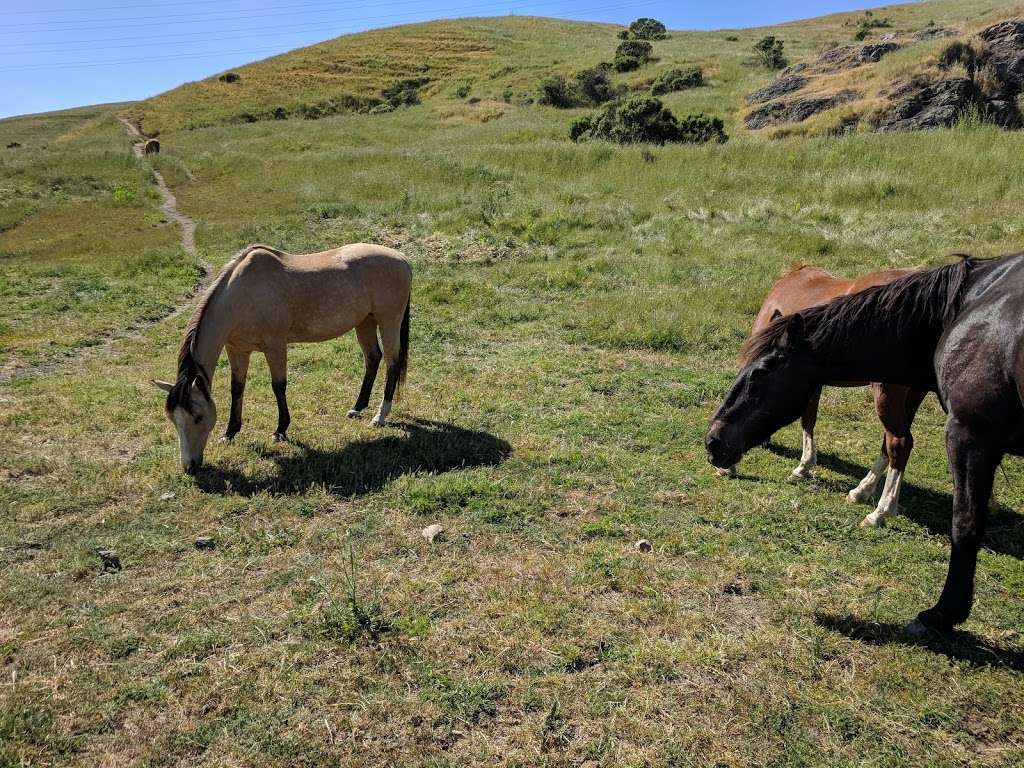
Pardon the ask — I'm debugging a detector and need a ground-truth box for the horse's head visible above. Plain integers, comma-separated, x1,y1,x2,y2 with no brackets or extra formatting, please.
153,376,217,474
705,312,820,470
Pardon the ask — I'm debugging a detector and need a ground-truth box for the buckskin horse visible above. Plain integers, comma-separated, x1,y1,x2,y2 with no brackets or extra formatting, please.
154,243,412,473
705,253,1023,636
722,264,928,528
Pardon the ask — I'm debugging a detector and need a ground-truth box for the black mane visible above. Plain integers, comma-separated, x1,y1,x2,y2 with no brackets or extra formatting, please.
741,255,981,365
165,244,269,412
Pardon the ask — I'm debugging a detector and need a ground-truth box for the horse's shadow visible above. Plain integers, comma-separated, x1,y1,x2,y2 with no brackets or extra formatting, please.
815,612,1024,672
763,442,1024,559
196,417,511,497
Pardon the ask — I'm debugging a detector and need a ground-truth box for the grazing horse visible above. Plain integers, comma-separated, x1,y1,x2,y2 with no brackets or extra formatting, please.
728,264,927,528
705,253,1024,636
153,243,412,473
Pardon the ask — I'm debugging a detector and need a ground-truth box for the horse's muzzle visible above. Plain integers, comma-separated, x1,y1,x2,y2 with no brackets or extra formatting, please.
705,431,741,470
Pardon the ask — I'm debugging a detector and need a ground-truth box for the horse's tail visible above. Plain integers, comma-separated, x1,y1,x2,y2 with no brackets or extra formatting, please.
395,296,410,397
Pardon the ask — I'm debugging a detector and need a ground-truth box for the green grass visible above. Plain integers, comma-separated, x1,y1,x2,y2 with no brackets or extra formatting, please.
0,106,200,373
3,2,1024,765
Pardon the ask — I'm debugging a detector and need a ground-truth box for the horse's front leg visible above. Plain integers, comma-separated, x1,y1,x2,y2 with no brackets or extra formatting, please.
789,386,821,482
265,345,290,442
222,346,251,442
909,417,999,636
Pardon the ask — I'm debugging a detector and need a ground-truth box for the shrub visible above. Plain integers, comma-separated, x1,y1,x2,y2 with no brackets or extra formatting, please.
218,72,240,83
651,67,704,95
570,96,727,145
628,18,668,40
382,77,430,108
754,36,787,69
574,63,618,104
538,75,579,107
939,41,979,79
455,82,471,98
614,39,653,71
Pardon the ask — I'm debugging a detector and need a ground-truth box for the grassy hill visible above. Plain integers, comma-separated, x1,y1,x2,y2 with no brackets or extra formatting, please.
4,1,1024,766
129,1,1024,136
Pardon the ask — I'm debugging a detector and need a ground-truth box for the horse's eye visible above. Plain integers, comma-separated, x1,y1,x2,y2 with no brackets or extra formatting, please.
194,414,203,424
750,367,768,380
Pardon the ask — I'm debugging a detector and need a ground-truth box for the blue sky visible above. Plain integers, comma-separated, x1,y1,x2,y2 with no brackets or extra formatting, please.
1,0,886,119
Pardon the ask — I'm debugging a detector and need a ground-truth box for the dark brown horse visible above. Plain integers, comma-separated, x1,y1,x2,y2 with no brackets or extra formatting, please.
728,265,927,527
705,253,1024,636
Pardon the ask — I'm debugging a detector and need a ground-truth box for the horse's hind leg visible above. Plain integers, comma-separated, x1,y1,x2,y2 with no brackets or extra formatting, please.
265,345,290,442
371,305,407,427
347,316,382,419
222,346,251,442
789,387,821,481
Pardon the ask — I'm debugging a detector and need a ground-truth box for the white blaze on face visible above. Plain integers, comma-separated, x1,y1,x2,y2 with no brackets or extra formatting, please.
170,393,216,471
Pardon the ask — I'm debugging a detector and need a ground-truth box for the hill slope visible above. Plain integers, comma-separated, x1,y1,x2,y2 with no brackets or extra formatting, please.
130,0,1024,136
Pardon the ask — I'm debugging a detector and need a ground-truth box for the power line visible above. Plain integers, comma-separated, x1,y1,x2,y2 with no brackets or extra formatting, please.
0,0,656,73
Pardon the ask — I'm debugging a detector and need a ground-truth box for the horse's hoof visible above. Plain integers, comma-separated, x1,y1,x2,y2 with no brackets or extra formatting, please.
346,409,363,419
371,417,386,428
847,489,868,504
859,512,885,528
904,618,932,641
272,432,288,443
219,435,234,444
714,466,736,479
788,468,813,483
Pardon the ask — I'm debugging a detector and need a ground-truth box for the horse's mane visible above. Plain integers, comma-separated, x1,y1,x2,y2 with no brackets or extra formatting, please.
166,244,273,412
740,255,981,365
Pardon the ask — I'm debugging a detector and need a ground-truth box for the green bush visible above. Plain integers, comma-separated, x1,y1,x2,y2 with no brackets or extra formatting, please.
614,39,653,72
628,18,669,40
939,41,979,79
651,67,704,95
574,64,618,104
570,96,727,145
538,66,619,108
538,75,580,108
754,36,787,69
381,77,430,108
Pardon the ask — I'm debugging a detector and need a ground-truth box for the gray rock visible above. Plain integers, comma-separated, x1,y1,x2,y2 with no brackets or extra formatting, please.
875,78,978,132
979,20,1024,98
911,26,956,42
194,537,216,550
746,90,859,129
746,76,808,104
817,42,900,72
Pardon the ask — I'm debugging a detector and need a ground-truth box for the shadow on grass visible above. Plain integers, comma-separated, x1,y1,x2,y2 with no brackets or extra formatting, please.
196,417,511,497
815,612,1024,672
763,442,1024,559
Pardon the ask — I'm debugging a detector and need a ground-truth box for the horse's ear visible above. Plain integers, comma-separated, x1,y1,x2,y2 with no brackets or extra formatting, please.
770,308,783,321
152,379,173,393
780,313,805,349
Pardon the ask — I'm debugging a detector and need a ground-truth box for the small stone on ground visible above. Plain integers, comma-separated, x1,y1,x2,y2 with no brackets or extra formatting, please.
422,524,444,543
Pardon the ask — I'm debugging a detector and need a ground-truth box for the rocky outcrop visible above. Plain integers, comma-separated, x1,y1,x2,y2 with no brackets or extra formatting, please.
816,42,900,72
911,26,957,42
875,77,978,131
743,19,1024,134
745,91,858,129
746,76,808,104
978,20,1024,98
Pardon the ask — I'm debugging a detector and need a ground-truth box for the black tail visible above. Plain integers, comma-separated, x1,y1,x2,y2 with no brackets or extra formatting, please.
395,297,410,397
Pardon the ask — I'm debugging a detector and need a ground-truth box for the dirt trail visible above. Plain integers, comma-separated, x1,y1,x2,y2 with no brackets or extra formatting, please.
0,119,212,383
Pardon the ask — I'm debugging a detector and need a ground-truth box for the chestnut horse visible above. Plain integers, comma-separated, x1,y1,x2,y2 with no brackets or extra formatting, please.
721,265,927,528
706,254,1024,636
154,243,411,473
